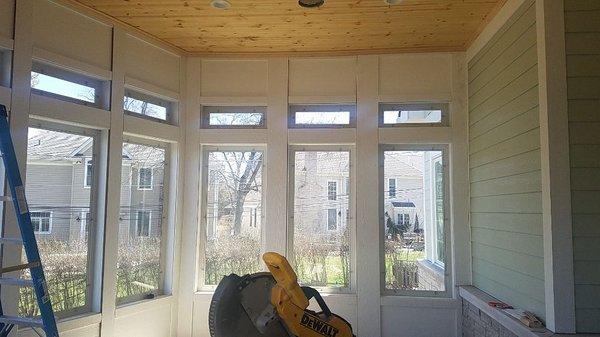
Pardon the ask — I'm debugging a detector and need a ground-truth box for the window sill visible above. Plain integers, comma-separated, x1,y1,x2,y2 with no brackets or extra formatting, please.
19,312,102,333
115,294,173,318
459,286,554,337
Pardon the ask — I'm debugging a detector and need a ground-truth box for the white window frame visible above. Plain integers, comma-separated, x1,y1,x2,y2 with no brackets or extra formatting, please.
136,210,152,237
287,145,356,294
327,180,337,201
430,155,445,268
31,211,53,234
26,120,102,317
124,88,176,124
201,106,266,129
326,208,338,231
79,210,90,237
137,166,154,190
379,144,451,298
289,104,357,128
388,178,396,198
198,145,266,290
379,103,449,127
84,158,93,188
31,62,109,110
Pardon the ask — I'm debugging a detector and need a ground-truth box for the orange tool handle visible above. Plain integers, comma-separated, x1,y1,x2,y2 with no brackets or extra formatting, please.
263,252,309,309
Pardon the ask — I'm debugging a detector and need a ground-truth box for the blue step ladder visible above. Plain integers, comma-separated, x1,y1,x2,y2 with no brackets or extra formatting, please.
0,104,59,337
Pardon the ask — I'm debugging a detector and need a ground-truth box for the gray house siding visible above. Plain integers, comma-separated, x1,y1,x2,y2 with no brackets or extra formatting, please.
26,163,73,241
565,0,600,332
468,0,545,319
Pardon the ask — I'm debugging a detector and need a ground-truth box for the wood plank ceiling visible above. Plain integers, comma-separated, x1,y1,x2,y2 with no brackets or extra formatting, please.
72,0,506,55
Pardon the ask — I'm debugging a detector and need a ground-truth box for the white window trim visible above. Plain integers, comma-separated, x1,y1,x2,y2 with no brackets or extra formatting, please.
288,104,357,128
379,144,451,298
198,145,266,291
84,157,93,188
388,178,396,198
326,208,338,231
379,102,449,127
31,211,53,234
136,210,152,237
327,180,337,201
287,145,356,294
137,167,154,190
431,155,445,268
79,210,89,237
200,106,267,129
124,88,175,124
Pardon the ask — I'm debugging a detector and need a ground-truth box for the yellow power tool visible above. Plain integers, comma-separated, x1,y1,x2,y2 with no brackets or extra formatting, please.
209,252,355,337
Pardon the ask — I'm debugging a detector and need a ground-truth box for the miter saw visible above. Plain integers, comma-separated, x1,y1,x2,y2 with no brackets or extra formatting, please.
209,252,355,337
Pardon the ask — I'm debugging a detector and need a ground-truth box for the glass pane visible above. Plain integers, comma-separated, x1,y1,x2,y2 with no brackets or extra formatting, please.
204,150,263,286
295,111,350,125
117,143,166,304
383,109,442,124
383,150,445,292
23,127,94,315
124,96,168,120
31,72,96,103
208,112,264,126
293,151,351,289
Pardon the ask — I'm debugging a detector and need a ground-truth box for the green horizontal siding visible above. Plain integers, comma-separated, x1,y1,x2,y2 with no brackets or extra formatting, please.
468,0,545,320
566,0,600,332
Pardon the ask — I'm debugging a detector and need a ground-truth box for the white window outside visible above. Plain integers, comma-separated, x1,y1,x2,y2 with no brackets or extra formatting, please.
327,208,338,230
201,106,266,128
289,104,356,128
31,211,52,234
388,178,396,197
84,158,93,188
327,181,337,201
379,103,449,126
138,167,153,190
124,89,174,122
79,211,90,238
136,211,151,237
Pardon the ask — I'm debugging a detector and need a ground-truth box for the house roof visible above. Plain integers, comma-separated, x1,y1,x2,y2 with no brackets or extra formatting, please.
392,201,416,208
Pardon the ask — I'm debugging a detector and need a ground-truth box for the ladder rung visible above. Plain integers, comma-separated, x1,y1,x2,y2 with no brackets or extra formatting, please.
0,315,43,328
0,277,33,287
0,237,23,245
0,261,41,274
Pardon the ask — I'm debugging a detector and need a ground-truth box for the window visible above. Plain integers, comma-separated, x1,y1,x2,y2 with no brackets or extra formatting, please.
289,105,356,128
138,167,153,190
79,211,90,238
25,126,97,316
117,141,167,304
31,211,52,234
327,181,337,201
84,158,93,188
30,63,106,108
327,209,338,230
380,103,448,126
124,89,173,122
136,211,151,237
382,148,448,295
389,178,396,197
202,148,264,287
290,148,352,290
201,106,266,128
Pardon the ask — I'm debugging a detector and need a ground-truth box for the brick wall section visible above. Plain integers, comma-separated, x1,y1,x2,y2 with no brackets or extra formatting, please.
462,298,518,337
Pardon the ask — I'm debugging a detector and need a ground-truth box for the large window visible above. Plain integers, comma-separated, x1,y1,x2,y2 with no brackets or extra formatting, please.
290,148,352,291
379,103,448,126
24,126,97,316
382,148,448,295
201,106,266,128
201,148,264,287
117,141,167,304
289,105,356,128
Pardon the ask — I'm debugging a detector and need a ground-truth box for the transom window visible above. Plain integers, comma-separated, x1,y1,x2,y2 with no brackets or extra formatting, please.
380,103,449,126
124,89,173,122
290,148,353,291
382,147,449,296
201,106,266,128
289,104,356,128
31,211,52,234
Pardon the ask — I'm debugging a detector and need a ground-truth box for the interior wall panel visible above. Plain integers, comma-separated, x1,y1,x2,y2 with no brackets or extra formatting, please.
379,54,453,97
114,304,173,337
32,0,112,71
0,0,15,41
124,33,181,94
200,59,268,97
288,57,357,99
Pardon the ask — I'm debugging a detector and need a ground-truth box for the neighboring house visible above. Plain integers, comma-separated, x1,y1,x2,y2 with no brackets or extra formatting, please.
25,130,165,242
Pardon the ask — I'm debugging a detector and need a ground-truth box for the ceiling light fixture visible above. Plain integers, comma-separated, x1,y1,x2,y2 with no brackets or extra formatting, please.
298,0,325,8
211,0,231,10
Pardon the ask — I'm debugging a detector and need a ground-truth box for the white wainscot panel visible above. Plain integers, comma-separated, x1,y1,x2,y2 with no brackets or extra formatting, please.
289,57,357,99
200,59,268,97
115,302,173,337
381,301,459,337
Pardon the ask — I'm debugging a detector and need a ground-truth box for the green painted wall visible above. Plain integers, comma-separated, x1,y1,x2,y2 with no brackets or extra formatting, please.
468,0,546,320
565,0,600,332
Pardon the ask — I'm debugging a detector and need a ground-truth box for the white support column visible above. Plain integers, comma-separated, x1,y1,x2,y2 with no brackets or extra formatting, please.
536,0,576,333
99,27,126,337
177,57,201,337
355,55,381,337
1,0,33,325
264,58,288,255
